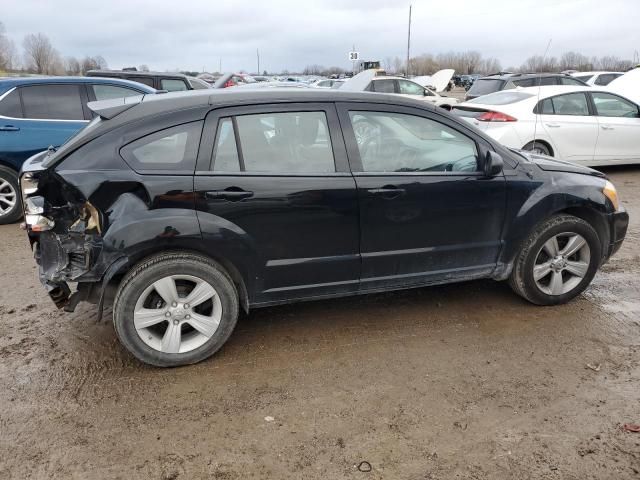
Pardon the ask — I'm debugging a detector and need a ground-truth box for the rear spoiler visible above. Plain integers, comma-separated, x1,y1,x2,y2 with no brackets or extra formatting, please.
87,94,145,120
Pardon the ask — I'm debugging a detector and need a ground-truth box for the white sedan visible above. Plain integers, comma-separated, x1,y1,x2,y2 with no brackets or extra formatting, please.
452,86,640,166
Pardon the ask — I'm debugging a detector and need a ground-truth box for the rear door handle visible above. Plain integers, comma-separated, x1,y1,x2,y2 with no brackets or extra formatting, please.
0,125,20,132
601,124,614,130
367,185,405,199
205,189,254,201
545,123,561,128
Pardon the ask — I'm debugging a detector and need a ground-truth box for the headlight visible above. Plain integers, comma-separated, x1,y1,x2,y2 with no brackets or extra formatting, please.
603,180,620,211
20,172,38,195
25,214,54,232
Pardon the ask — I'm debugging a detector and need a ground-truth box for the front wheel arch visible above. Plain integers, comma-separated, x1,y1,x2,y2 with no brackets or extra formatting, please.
523,140,554,156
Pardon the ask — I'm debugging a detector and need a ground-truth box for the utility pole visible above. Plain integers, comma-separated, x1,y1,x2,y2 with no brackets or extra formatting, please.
406,4,412,78
219,58,222,73
352,44,356,75
257,49,260,74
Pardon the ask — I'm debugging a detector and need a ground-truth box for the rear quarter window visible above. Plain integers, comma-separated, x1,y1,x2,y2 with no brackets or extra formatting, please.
120,121,203,174
0,89,23,118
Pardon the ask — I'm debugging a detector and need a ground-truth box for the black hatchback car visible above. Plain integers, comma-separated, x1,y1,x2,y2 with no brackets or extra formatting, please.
465,73,588,101
20,89,628,366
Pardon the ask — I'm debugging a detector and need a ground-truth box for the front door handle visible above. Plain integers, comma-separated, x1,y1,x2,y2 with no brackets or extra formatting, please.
601,124,614,130
545,123,561,128
205,189,254,201
368,185,405,199
0,125,20,132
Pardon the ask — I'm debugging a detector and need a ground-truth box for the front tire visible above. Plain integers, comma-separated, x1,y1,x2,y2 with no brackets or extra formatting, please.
113,252,239,367
508,214,601,305
0,166,22,225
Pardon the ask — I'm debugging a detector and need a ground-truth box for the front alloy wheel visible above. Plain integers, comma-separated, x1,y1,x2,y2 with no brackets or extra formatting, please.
533,233,591,296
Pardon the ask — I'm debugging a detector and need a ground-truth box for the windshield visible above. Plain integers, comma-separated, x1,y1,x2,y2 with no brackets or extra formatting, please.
467,78,505,96
468,91,535,105
42,117,102,168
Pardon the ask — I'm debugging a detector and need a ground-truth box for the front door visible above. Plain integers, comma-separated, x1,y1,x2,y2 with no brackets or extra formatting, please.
338,103,506,290
194,103,360,304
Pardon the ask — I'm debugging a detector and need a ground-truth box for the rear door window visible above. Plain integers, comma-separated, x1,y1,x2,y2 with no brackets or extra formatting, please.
212,111,336,173
121,122,203,173
0,89,23,118
92,84,142,101
21,84,84,120
161,79,189,91
550,93,590,115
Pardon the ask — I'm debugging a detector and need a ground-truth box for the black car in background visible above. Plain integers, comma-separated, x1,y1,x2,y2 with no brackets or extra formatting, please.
20,89,628,367
465,73,588,101
86,69,193,92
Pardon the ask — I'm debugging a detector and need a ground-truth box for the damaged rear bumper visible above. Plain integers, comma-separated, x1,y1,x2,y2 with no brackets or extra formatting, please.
35,231,124,312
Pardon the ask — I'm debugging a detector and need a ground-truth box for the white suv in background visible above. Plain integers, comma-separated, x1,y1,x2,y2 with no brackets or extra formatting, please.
572,71,623,86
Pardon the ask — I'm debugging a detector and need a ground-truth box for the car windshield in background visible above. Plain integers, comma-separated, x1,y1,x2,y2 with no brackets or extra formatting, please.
467,78,505,96
468,91,535,105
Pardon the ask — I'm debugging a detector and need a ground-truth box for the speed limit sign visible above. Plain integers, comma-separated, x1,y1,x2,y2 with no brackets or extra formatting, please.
348,51,359,61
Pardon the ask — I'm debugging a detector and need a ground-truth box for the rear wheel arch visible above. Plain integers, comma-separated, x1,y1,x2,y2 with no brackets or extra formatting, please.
112,248,250,314
523,139,554,156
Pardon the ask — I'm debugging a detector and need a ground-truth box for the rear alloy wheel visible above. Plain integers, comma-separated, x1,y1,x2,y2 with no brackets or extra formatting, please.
113,252,239,367
509,214,601,305
0,166,22,225
523,141,551,156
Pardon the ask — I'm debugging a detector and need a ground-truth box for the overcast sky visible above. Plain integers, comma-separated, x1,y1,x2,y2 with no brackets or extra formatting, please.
3,0,639,72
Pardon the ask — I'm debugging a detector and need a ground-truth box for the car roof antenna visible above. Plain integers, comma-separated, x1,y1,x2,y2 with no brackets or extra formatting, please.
532,39,553,154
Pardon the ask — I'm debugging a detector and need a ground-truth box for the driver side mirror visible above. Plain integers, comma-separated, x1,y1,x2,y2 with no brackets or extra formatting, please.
484,151,504,177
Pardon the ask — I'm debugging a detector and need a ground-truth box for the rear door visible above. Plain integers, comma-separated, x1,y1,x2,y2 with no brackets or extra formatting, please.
590,91,640,162
0,84,88,168
538,92,598,162
194,103,360,304
337,102,506,290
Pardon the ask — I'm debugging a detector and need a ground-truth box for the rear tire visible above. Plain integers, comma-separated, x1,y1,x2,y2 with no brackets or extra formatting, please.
0,166,22,225
523,141,551,156
508,214,601,305
113,252,239,367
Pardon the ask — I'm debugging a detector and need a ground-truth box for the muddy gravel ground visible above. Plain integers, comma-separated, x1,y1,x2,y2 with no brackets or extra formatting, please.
1,168,639,480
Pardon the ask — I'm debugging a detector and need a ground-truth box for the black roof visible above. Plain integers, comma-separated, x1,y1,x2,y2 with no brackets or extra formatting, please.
87,88,437,124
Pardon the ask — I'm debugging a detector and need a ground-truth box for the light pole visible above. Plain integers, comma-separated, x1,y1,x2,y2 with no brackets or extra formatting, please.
406,4,412,78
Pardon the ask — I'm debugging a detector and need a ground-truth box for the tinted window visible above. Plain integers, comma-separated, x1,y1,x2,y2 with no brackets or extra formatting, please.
551,93,589,115
398,80,424,95
121,122,202,172
559,77,585,86
574,75,594,82
512,78,536,87
92,84,141,101
592,92,639,117
212,118,240,171
21,84,84,120
539,98,554,114
126,76,154,87
371,79,395,93
467,79,504,96
594,73,622,86
161,79,188,91
0,89,23,118
235,111,335,173
349,111,478,173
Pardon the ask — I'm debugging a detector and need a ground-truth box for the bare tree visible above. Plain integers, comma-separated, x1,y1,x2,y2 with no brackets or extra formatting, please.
65,56,81,75
138,64,150,72
0,22,18,71
23,33,58,74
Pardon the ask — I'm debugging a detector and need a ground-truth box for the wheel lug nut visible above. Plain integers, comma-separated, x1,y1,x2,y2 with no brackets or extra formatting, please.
173,319,179,325
185,314,191,320
165,311,171,317
184,304,190,309
171,302,177,307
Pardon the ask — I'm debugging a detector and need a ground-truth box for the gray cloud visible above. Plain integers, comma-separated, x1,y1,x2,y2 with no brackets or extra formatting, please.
3,0,639,72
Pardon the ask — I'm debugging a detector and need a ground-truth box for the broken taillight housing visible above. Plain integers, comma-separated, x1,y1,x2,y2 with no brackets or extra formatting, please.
20,172,39,195
25,214,54,232
477,111,518,122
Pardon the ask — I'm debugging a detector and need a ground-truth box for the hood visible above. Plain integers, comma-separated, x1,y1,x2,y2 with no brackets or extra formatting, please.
606,67,640,104
413,69,455,93
340,69,377,92
514,150,606,177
